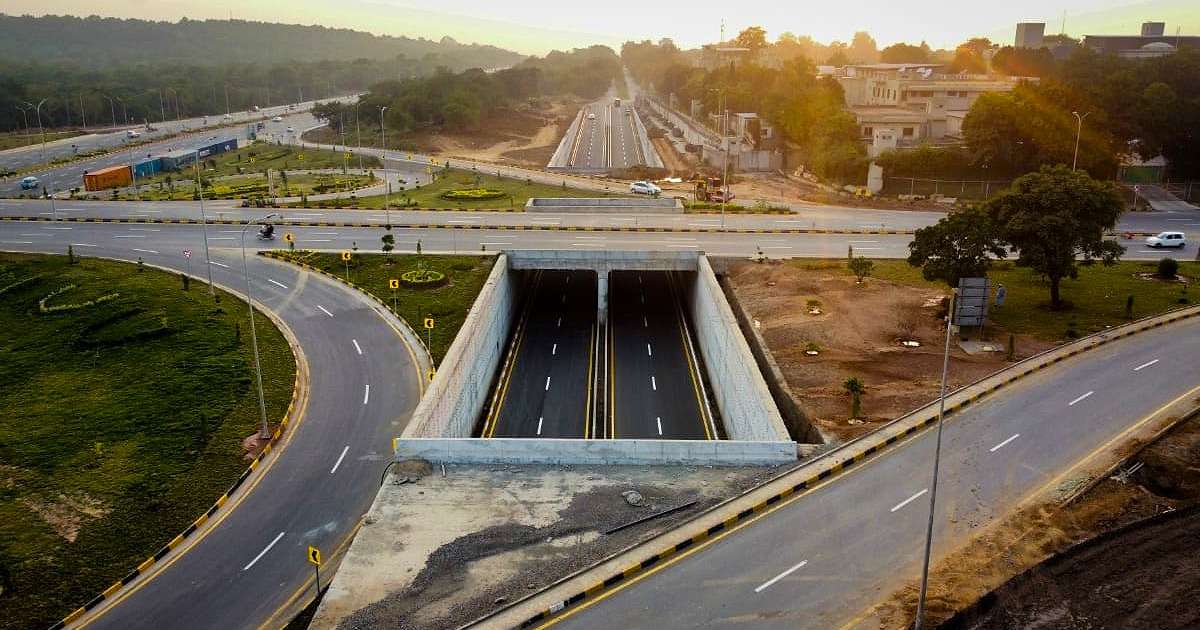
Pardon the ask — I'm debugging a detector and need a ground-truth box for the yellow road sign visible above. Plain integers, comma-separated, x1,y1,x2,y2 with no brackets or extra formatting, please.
297,154,305,161
427,367,437,381
283,232,294,243
307,546,322,567
424,317,435,329
344,152,352,159
341,251,352,262
388,279,400,289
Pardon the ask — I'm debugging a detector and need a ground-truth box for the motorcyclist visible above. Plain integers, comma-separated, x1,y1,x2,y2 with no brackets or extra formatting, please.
258,223,275,239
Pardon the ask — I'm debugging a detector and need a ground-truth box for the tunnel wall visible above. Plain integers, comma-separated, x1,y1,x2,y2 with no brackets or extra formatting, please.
686,256,791,442
401,254,517,438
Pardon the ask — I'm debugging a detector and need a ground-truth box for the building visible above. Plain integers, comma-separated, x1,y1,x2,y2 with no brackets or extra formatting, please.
1083,22,1199,58
836,64,1024,149
1015,22,1045,48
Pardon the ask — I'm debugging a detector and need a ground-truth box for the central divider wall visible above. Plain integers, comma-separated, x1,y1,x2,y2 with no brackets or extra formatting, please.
401,254,517,437
686,256,791,441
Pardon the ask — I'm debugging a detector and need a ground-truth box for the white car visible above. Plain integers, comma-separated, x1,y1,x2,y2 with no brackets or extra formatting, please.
1146,231,1187,248
223,113,233,120
286,126,295,133
125,130,140,139
630,181,661,195
272,116,283,122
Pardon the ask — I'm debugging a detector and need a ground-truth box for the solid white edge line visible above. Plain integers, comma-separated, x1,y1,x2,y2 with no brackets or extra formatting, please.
1133,358,1159,371
317,305,334,317
1068,391,1094,406
754,560,808,593
363,384,370,405
329,445,350,474
210,261,230,268
242,531,286,571
890,488,928,513
132,248,159,254
989,433,1021,453
352,339,362,355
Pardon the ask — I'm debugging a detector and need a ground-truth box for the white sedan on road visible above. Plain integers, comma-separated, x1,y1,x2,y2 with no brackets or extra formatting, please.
1145,231,1187,248
630,181,661,195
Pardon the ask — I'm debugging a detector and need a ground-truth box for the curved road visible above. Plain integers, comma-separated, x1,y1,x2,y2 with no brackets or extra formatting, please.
0,221,424,628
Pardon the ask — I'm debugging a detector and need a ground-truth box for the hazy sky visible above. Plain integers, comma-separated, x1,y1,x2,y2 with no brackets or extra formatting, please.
6,0,1199,54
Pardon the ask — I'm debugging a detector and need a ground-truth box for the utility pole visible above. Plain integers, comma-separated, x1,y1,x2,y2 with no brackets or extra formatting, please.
23,98,49,162
354,100,364,171
159,89,167,123
79,93,87,129
380,105,390,226
196,150,215,297
239,212,278,439
103,94,116,129
224,83,231,116
1071,111,1090,171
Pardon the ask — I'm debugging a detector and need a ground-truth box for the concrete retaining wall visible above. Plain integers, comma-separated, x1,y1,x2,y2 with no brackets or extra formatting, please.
629,108,664,169
547,110,585,169
401,254,517,437
394,438,795,466
525,197,682,214
686,256,790,442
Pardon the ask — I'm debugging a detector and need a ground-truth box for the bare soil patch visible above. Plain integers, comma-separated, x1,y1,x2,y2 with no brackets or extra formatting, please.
408,99,578,167
729,172,951,212
726,260,1052,441
653,137,692,175
870,405,1200,629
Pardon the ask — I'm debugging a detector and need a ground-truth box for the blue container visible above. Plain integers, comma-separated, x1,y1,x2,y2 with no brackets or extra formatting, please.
133,157,161,179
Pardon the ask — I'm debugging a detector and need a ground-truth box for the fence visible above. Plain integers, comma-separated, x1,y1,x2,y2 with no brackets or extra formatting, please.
882,177,1014,201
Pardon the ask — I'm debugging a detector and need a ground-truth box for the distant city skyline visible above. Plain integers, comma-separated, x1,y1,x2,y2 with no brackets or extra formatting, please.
5,0,1199,54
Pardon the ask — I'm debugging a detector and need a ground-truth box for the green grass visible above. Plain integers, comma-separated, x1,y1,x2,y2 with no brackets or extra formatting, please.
269,250,495,362
129,141,379,188
0,129,86,152
115,173,376,201
0,253,295,630
793,257,1200,341
302,170,628,210
685,201,789,214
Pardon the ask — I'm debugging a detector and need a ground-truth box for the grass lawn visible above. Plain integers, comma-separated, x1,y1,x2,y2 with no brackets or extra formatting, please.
684,200,789,214
114,172,375,201
0,129,86,152
130,141,380,189
797,257,1199,341
268,250,495,363
300,170,628,210
0,253,295,630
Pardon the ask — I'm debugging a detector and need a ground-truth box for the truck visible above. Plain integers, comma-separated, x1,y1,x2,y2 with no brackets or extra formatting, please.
614,97,621,107
83,165,132,191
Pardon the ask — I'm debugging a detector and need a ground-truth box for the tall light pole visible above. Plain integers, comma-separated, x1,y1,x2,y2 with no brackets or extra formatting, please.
79,93,87,129
158,89,167,123
196,149,215,296
914,289,957,630
354,100,364,171
239,211,278,439
115,96,128,125
380,105,390,227
102,94,117,130
15,104,30,138
22,98,48,162
1071,110,1090,172
224,83,231,116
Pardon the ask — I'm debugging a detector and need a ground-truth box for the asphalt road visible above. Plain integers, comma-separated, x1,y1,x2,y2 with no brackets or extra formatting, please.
486,269,597,438
548,315,1200,629
0,221,424,628
609,271,710,439
564,96,646,172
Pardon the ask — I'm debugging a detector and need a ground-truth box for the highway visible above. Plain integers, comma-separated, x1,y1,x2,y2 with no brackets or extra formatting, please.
0,221,424,628
545,314,1200,629
484,270,597,438
608,271,710,439
563,95,647,172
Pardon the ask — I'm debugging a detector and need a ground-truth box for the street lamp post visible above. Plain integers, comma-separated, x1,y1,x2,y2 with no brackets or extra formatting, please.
379,105,390,227
15,104,30,138
115,96,128,125
196,149,215,296
159,89,167,123
1071,111,1090,172
354,100,364,171
914,289,957,630
239,211,278,439
102,94,117,130
21,98,49,162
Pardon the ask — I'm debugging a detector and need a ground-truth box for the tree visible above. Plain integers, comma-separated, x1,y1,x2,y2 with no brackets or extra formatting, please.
848,31,878,63
984,166,1124,309
843,377,866,418
848,256,875,283
381,232,394,258
733,26,769,54
880,42,930,64
907,206,1007,286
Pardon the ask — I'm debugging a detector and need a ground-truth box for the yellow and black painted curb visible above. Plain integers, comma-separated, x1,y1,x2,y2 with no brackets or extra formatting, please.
513,304,1200,628
52,322,306,630
258,250,436,367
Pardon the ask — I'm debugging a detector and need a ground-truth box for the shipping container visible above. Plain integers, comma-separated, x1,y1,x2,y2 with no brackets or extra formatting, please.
197,138,237,159
83,165,132,191
133,158,161,179
159,149,197,172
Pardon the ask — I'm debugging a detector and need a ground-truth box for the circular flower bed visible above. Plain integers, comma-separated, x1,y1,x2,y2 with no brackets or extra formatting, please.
400,269,448,288
439,188,506,201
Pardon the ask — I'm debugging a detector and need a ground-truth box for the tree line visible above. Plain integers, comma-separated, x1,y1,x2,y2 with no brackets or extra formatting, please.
315,46,621,136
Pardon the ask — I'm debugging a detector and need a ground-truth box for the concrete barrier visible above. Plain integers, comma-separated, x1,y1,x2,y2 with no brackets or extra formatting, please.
628,108,664,169
547,110,586,170
525,197,683,214
685,256,790,441
393,438,795,466
401,254,518,437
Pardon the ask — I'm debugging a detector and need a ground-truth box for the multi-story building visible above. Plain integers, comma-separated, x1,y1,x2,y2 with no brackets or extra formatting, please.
1015,22,1045,48
836,64,1024,150
1083,22,1199,58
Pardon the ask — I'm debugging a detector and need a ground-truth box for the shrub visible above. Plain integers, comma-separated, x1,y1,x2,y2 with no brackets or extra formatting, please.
439,188,506,201
1157,257,1178,280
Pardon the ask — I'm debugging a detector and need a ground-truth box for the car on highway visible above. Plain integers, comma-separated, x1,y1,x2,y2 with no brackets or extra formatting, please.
286,126,295,133
271,116,283,122
223,113,233,120
19,176,40,190
125,130,141,139
586,112,596,120
630,181,661,195
1145,231,1187,248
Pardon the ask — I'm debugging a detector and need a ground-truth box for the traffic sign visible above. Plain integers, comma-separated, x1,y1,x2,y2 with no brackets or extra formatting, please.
283,233,294,243
183,250,191,259
427,367,437,381
341,251,352,262
388,279,400,289
424,317,435,329
307,546,322,567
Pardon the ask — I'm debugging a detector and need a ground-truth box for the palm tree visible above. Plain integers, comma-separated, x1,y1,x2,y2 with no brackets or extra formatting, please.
844,377,866,419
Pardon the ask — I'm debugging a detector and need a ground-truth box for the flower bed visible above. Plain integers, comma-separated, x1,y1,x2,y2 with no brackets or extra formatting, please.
439,188,506,201
400,269,448,288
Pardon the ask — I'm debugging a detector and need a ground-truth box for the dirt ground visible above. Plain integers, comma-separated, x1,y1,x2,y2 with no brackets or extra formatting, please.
310,462,782,630
726,260,1052,441
410,99,576,168
652,137,693,175
729,172,952,212
870,405,1200,629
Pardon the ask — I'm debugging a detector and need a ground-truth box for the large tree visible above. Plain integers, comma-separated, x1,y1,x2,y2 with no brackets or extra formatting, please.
983,166,1125,309
907,206,1007,287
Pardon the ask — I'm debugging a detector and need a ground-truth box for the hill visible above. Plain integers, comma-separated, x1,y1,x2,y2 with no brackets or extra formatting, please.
0,14,526,70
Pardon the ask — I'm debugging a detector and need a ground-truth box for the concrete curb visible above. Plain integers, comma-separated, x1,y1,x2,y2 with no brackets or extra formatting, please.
474,302,1200,629
53,258,309,630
